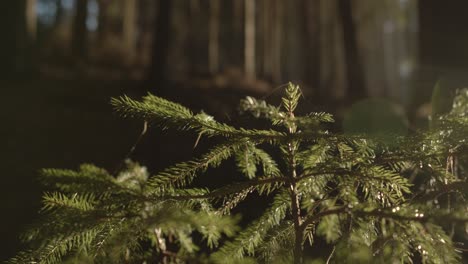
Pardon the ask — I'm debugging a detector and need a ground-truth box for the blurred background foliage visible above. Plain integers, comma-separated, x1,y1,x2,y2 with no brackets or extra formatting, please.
1,0,468,261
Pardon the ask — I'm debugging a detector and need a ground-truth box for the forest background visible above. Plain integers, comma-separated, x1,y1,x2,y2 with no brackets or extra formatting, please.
1,0,468,261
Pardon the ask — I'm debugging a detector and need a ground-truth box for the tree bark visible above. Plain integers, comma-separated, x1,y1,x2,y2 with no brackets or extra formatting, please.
72,0,89,59
148,0,172,91
244,0,255,79
209,0,220,74
337,0,366,101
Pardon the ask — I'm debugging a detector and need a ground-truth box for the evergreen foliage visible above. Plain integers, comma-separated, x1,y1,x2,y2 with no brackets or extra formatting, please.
9,83,468,263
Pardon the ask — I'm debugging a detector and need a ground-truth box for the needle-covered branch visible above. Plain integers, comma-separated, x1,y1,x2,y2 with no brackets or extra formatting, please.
12,84,468,263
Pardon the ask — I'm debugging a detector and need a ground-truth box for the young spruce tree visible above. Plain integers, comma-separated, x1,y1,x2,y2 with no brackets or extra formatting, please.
9,83,468,263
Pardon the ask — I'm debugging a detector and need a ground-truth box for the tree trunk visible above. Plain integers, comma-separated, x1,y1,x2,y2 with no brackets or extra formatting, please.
337,0,366,101
0,0,34,77
232,0,243,67
25,0,37,42
55,0,64,26
0,2,19,76
97,0,108,43
188,0,201,74
272,0,283,83
303,0,321,95
72,0,89,59
291,182,303,264
262,0,272,79
148,0,172,91
244,0,255,79
123,0,138,64
208,0,220,74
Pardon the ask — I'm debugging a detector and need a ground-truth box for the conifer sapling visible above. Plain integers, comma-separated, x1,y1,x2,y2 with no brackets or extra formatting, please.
9,83,468,264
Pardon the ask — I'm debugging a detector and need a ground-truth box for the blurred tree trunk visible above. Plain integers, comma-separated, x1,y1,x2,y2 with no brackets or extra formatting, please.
352,0,418,105
123,0,138,64
55,0,64,26
72,0,89,59
232,0,243,67
272,0,283,83
25,0,37,42
318,0,347,100
166,0,190,79
97,0,109,43
0,1,34,77
0,1,21,76
303,0,320,94
337,0,366,101
244,0,255,79
25,0,37,73
262,0,272,79
188,0,201,74
209,0,220,74
283,0,305,82
148,0,172,90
